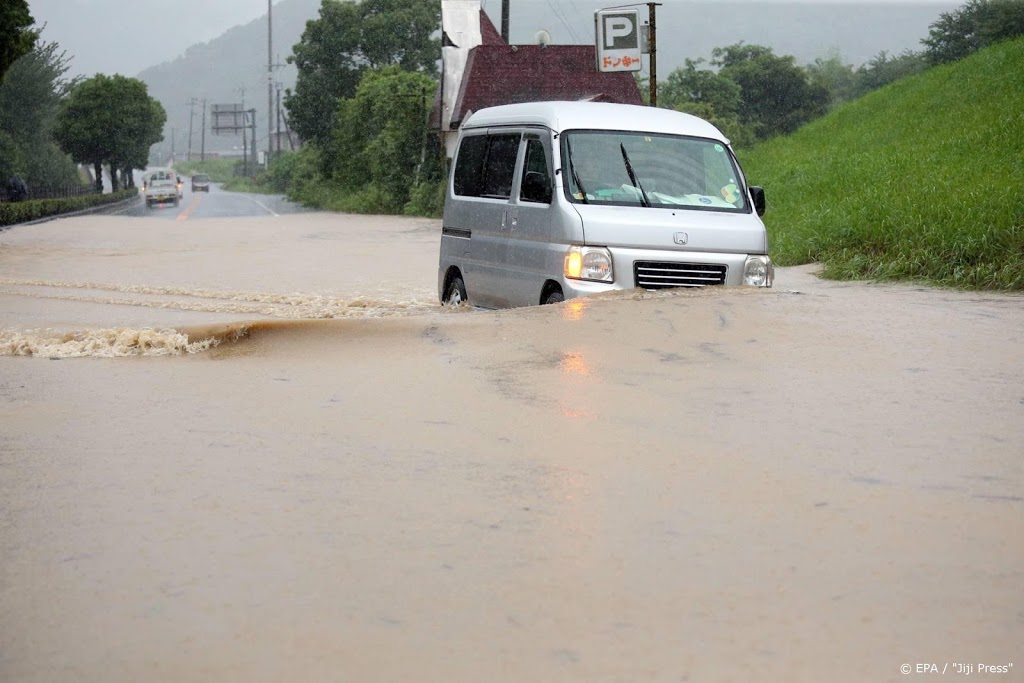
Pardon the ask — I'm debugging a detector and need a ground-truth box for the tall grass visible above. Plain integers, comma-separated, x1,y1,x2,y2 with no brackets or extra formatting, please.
741,38,1024,290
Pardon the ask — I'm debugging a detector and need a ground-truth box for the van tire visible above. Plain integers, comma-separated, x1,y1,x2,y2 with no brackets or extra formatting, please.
543,289,564,305
444,274,467,306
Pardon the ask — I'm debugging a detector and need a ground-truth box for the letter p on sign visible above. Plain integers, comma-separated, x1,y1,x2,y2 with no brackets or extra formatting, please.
604,17,633,48
595,9,642,72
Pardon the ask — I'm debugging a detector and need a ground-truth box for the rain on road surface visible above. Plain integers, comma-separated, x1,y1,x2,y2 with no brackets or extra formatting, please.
1,201,1021,682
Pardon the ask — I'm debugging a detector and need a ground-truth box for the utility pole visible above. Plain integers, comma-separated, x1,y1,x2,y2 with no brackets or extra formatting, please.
648,2,660,107
249,108,257,177
201,99,207,161
276,82,283,155
501,0,510,43
186,97,198,161
267,0,274,164
236,85,247,172
171,127,176,164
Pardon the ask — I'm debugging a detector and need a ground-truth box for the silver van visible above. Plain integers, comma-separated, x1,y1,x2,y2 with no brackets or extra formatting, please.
438,101,772,308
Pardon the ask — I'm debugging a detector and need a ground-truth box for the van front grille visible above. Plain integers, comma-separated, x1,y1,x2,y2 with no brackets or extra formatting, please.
634,261,727,289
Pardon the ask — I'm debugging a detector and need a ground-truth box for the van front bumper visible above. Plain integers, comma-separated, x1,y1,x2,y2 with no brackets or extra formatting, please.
560,249,772,299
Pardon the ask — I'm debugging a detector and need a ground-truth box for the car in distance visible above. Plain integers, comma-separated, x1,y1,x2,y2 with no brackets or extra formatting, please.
438,101,772,309
191,173,210,192
144,169,180,208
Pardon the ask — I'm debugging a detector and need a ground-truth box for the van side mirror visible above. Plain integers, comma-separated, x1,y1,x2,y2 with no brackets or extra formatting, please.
749,186,766,217
521,171,552,204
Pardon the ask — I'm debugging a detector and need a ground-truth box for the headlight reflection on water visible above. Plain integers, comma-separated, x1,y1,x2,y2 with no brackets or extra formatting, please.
560,298,589,322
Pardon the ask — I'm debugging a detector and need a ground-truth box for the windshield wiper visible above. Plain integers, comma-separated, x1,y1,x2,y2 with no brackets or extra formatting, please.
565,138,588,204
619,143,651,208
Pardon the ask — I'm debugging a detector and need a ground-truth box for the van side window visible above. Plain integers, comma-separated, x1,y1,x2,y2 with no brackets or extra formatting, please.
519,138,552,204
453,135,487,196
480,134,520,199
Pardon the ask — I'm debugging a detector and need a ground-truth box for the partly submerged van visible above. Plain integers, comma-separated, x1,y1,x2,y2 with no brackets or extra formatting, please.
438,101,772,308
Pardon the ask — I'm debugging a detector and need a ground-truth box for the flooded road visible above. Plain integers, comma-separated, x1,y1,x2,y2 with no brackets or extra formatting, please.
1,212,1021,682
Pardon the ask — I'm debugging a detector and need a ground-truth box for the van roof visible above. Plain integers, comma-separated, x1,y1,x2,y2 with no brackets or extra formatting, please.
461,101,729,143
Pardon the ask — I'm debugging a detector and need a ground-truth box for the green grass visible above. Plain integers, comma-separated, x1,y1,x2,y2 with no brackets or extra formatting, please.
741,38,1024,290
172,159,238,183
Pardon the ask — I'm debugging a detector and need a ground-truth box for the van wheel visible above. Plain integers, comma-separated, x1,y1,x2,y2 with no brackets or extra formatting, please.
444,275,467,306
543,289,564,305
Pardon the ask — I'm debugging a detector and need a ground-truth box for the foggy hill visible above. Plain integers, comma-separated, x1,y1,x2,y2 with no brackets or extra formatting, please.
138,0,957,161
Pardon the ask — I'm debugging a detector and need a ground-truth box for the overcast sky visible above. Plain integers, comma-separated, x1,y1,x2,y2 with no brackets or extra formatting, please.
29,0,276,78
29,0,955,80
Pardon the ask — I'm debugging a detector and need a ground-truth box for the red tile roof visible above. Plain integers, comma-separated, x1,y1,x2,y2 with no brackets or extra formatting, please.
447,45,644,129
480,8,504,45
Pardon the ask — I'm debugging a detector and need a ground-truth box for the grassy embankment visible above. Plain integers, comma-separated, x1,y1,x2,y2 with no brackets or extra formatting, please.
172,159,264,193
741,38,1024,290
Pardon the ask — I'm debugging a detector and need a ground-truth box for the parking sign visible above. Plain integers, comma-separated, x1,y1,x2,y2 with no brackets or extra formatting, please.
595,9,642,72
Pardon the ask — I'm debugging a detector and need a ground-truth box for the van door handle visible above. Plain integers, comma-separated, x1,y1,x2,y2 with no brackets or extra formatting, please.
510,208,518,231
501,210,507,230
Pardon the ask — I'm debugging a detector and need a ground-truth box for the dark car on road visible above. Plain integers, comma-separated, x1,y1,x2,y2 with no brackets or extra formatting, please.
191,173,211,192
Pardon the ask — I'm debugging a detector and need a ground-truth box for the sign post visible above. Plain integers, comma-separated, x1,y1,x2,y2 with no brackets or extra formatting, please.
595,9,642,73
595,3,661,106
211,103,258,175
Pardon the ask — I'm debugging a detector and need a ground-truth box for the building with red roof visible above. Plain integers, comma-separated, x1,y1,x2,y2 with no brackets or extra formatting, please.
433,3,643,157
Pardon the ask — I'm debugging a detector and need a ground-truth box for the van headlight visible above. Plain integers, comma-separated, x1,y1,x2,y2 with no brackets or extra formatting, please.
564,245,613,282
743,255,773,287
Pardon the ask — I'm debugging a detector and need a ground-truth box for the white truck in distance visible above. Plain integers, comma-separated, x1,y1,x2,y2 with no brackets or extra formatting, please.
144,169,180,208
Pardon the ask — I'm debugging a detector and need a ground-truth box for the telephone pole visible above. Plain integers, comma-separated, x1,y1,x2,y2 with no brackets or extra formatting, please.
276,82,283,155
501,0,510,42
200,99,207,161
267,0,274,164
236,85,248,172
648,2,660,107
186,97,198,161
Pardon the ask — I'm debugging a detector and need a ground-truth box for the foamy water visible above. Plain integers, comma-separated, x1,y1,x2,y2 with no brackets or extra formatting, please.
0,326,220,357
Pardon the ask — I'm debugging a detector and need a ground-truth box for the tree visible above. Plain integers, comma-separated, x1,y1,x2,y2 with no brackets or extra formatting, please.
328,66,437,210
922,0,1024,64
54,75,165,192
712,43,829,141
0,0,37,81
806,50,858,108
660,59,743,117
657,59,753,147
0,40,80,186
853,50,928,97
286,0,441,145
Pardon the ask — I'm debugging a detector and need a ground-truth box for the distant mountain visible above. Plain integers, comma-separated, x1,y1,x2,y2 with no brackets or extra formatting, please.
138,0,321,162
138,0,956,161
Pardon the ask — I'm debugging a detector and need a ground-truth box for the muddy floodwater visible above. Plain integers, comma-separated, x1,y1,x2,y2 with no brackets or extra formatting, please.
1,212,1021,682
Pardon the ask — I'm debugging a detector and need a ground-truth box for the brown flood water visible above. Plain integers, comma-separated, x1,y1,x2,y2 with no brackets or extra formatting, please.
1,214,1022,681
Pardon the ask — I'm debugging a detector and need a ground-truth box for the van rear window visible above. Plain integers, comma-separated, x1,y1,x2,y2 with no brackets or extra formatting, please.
454,133,521,199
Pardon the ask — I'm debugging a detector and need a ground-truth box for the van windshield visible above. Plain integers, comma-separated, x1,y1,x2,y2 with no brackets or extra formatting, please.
561,130,747,212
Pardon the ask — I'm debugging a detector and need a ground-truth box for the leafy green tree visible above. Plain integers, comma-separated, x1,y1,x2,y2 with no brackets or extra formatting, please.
54,75,165,192
853,50,928,97
0,0,37,81
328,66,436,210
660,59,743,116
922,0,1024,64
712,43,830,141
0,131,22,181
806,50,858,108
657,59,754,147
0,40,80,186
286,0,441,145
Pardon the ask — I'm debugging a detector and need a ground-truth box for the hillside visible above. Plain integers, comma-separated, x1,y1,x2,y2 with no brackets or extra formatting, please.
742,37,1024,290
138,0,320,161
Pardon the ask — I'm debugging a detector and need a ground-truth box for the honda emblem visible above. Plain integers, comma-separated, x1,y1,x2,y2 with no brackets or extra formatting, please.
673,232,688,245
